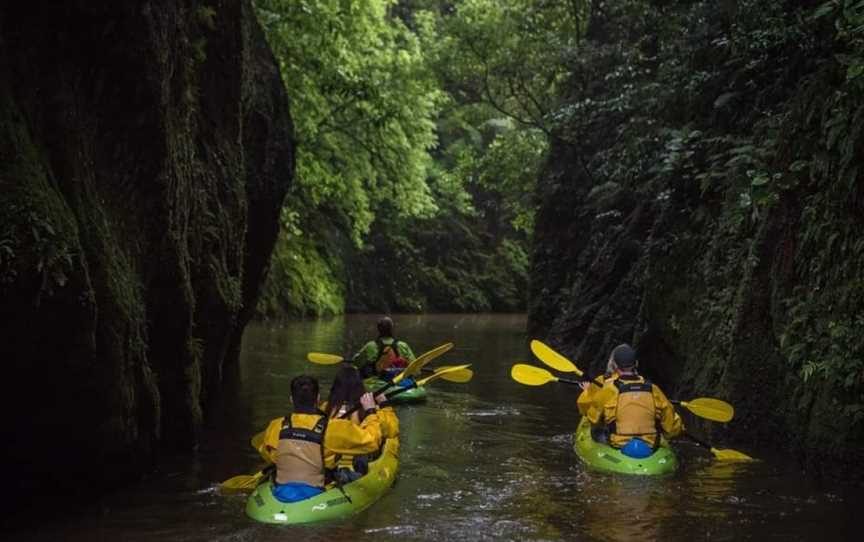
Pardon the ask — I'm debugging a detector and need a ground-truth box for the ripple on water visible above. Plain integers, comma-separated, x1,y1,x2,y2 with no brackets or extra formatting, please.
464,406,522,417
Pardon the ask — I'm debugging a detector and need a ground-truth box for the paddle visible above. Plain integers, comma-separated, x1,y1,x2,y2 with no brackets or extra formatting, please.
511,363,587,386
391,342,454,384
671,398,734,423
220,469,267,494
530,341,737,422
343,364,472,417
307,352,344,365
307,342,455,384
220,432,273,494
511,364,734,424
530,339,587,376
420,365,474,383
684,432,756,462
308,351,471,383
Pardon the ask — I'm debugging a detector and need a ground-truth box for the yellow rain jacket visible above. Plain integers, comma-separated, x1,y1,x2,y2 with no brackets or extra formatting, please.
583,374,683,448
320,402,400,470
258,409,383,486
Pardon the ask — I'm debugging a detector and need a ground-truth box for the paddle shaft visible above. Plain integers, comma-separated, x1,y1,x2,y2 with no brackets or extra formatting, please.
684,431,713,451
557,376,589,386
341,383,416,418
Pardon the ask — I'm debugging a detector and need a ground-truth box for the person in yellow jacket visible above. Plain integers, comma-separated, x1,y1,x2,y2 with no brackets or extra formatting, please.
577,344,683,457
322,364,399,483
256,374,387,503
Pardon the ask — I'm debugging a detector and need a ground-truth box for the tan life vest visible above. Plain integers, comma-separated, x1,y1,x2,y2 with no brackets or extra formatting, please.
274,413,328,486
610,378,659,446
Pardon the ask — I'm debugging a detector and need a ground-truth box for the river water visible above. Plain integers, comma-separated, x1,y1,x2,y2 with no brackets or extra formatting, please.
13,314,859,541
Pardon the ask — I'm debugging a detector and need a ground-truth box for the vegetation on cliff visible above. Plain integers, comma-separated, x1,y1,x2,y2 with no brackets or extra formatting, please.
528,0,864,476
1,0,293,501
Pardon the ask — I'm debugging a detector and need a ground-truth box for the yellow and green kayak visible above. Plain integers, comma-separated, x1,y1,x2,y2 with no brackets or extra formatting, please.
364,377,427,403
245,438,399,524
573,417,677,475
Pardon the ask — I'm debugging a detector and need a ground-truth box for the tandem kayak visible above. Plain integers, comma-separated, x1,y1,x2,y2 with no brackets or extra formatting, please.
364,377,427,404
573,417,677,475
245,438,400,524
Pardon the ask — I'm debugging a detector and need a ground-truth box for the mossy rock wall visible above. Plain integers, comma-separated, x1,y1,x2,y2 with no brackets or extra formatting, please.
529,2,864,479
0,0,293,501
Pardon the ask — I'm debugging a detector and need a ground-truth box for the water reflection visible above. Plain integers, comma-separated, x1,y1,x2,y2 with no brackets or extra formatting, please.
7,314,861,542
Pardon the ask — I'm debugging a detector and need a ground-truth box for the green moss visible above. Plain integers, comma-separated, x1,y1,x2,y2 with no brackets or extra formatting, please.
258,232,346,318
0,88,79,299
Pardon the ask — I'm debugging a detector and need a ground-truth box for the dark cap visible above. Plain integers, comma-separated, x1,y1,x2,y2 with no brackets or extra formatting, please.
611,344,637,368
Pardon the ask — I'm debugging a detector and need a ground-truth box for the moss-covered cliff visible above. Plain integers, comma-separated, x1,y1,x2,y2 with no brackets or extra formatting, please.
0,0,293,503
530,0,863,478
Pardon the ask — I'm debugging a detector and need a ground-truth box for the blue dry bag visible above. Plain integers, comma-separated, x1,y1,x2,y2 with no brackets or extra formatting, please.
271,482,324,503
620,438,654,459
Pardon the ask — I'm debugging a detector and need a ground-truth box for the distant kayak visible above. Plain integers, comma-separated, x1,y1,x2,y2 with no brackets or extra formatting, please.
245,438,399,524
573,417,677,475
364,376,427,403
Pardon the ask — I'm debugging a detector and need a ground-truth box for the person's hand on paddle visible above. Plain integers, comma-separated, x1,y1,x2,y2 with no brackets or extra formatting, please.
578,381,591,391
360,392,377,412
375,392,388,404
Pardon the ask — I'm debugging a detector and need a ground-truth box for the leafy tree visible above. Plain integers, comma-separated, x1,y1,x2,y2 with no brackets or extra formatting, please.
257,0,444,239
255,0,444,315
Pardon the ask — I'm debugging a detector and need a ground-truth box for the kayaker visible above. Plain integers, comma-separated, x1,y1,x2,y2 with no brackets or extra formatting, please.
323,364,400,483
351,316,417,380
577,344,683,457
257,374,387,503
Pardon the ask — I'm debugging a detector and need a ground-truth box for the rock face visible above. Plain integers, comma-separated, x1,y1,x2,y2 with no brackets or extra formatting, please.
0,0,293,501
529,3,864,479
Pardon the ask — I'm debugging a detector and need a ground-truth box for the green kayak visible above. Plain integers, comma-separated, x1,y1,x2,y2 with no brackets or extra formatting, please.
573,417,677,475
364,377,427,404
245,438,399,524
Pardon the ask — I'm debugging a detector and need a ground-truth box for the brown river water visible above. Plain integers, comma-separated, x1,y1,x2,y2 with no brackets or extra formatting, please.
11,314,860,541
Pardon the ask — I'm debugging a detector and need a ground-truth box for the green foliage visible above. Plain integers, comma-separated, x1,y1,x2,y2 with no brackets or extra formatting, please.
257,228,345,318
769,1,864,421
254,0,494,315
256,0,443,244
254,0,549,314
533,0,864,430
0,98,77,297
436,0,586,132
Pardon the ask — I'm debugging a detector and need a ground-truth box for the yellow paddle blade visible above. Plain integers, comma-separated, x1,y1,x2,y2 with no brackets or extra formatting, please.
393,342,454,384
435,365,474,383
307,352,345,365
711,447,756,462
511,363,559,386
416,364,471,386
680,398,734,423
219,471,264,495
530,340,583,376
250,431,264,451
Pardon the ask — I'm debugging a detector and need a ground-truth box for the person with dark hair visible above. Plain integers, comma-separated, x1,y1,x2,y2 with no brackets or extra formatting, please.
324,364,368,422
255,374,388,503
577,344,683,458
351,315,417,379
322,364,400,483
